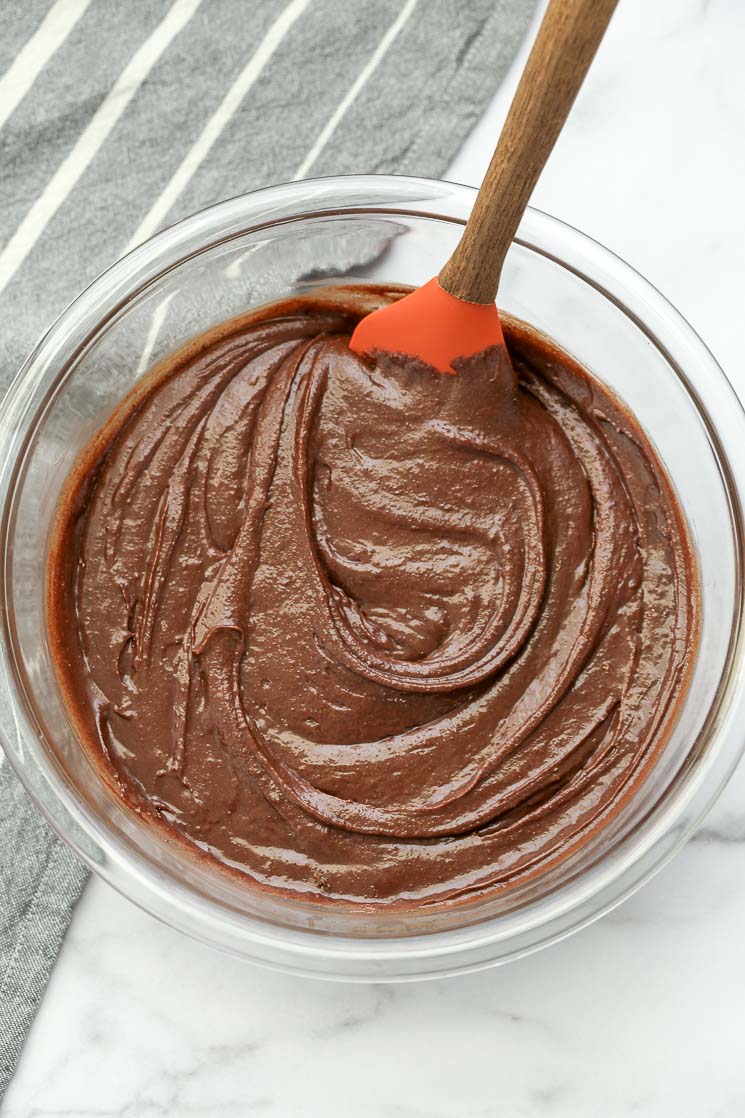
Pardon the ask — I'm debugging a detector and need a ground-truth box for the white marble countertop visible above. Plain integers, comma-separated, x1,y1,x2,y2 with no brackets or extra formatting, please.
5,2,745,1115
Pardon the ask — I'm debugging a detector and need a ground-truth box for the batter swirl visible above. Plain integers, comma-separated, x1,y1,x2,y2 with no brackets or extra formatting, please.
48,286,697,907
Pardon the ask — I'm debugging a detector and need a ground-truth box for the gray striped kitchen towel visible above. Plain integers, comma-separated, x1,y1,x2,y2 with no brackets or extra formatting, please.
0,0,537,1096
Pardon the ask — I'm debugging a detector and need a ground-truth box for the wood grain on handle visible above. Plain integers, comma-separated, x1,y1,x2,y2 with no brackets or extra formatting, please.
439,0,619,305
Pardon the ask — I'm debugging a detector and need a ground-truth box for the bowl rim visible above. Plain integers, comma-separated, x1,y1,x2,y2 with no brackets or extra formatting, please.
2,173,745,980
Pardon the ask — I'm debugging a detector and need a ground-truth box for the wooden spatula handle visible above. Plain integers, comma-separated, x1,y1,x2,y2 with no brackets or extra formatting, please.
439,0,619,305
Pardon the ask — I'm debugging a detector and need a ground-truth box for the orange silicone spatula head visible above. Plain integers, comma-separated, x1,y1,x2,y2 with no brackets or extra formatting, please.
349,279,504,374
350,0,619,375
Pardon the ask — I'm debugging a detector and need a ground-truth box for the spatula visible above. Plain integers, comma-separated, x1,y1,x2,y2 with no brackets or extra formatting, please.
350,0,619,373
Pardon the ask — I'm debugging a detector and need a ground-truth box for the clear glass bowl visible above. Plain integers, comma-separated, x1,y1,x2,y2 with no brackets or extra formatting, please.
1,175,745,981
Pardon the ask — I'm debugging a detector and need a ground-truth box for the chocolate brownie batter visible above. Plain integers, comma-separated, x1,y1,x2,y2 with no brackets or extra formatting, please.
47,285,698,908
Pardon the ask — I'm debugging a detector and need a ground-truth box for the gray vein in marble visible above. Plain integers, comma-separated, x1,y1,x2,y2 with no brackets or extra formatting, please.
312,984,395,1038
692,820,745,845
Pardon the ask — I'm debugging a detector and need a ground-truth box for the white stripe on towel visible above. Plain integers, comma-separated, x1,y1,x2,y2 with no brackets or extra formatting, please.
0,0,94,134
292,0,419,180
0,0,203,299
123,0,312,254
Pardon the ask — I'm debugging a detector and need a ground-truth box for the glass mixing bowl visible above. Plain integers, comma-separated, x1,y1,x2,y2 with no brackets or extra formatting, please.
1,176,745,981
